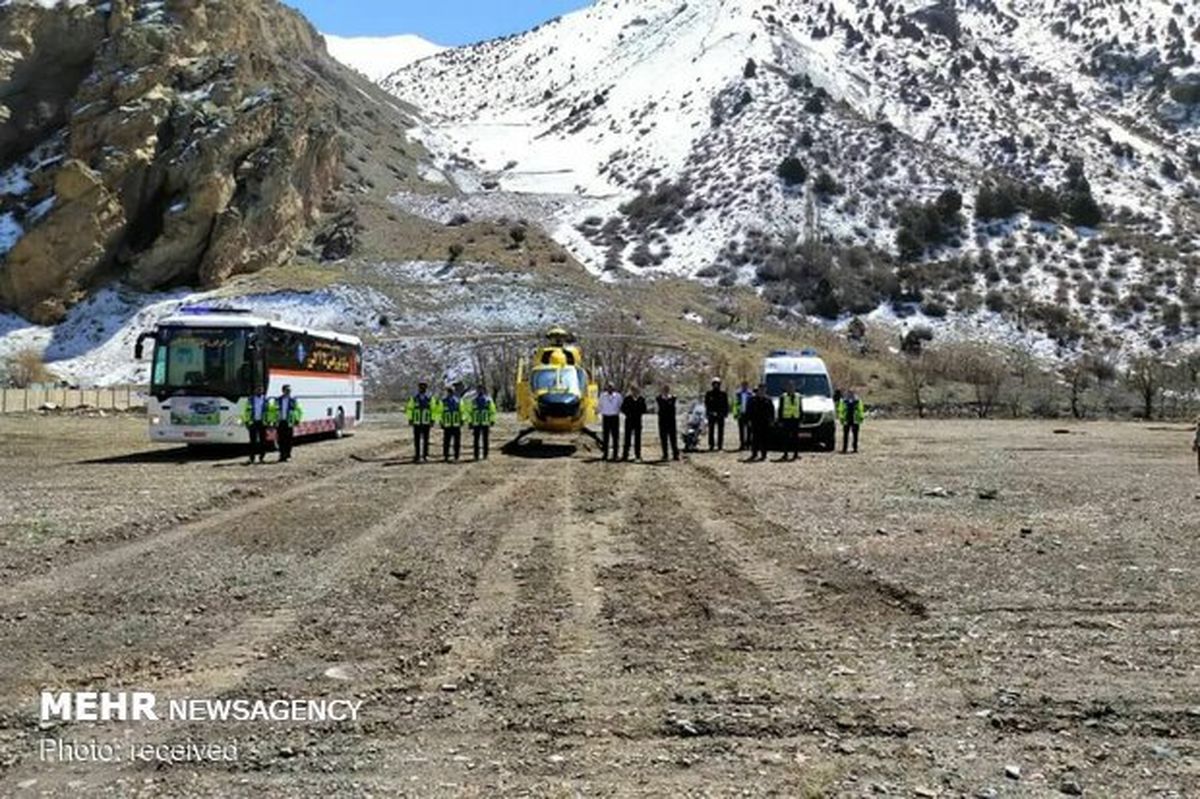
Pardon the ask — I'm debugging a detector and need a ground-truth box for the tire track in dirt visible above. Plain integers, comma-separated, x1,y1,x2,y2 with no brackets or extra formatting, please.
0,463,503,795
0,455,449,693
163,460,546,701
565,464,790,748
159,465,480,694
0,453,398,608
544,461,639,735
686,460,928,619
407,465,553,695
372,461,643,788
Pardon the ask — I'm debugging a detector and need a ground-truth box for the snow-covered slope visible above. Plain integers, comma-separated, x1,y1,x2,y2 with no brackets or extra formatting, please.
383,0,1199,350
323,33,445,82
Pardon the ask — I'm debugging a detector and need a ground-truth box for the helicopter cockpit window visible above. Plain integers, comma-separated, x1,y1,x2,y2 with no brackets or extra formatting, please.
531,368,581,393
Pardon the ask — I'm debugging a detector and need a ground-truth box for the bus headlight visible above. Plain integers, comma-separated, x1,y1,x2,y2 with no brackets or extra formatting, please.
150,416,161,425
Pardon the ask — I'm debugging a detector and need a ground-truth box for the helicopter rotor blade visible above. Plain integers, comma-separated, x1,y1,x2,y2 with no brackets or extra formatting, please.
578,333,690,350
370,327,688,351
370,331,534,344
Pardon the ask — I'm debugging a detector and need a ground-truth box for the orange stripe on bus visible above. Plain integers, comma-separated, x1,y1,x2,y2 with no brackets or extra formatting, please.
268,369,361,380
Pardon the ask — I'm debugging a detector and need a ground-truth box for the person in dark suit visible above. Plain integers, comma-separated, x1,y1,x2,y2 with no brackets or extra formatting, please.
704,378,730,451
274,384,302,462
241,386,270,465
747,385,776,462
656,385,680,461
621,386,648,461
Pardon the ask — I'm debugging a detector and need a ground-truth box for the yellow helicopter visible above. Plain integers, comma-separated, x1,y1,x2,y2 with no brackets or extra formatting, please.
514,326,600,441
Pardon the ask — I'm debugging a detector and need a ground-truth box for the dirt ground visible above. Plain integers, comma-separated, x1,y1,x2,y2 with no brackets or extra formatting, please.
0,413,1197,797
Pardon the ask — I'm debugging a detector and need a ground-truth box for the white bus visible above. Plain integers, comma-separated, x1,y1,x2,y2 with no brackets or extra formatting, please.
134,307,364,446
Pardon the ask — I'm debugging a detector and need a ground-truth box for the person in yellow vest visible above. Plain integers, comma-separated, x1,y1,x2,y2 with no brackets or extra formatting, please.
437,384,465,463
732,381,755,451
468,382,498,461
241,386,273,465
406,381,435,463
837,389,867,454
779,381,804,461
273,384,303,463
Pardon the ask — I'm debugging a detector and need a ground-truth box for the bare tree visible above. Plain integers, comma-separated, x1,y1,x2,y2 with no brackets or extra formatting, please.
1060,356,1093,419
471,341,522,411
1126,354,1164,420
584,316,655,391
956,344,1008,418
2,348,54,388
932,343,1007,418
900,353,932,418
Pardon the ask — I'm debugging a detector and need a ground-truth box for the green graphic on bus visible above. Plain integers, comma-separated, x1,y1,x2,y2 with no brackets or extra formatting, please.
170,400,222,426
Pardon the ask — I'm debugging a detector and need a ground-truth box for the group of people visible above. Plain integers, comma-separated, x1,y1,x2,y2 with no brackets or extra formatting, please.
596,378,867,463
241,384,303,464
405,381,498,462
596,384,683,462
400,378,867,464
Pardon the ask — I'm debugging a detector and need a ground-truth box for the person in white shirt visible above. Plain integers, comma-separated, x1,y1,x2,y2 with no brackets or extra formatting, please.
598,382,623,462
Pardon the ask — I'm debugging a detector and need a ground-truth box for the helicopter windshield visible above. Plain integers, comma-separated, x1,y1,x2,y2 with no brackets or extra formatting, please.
531,367,583,393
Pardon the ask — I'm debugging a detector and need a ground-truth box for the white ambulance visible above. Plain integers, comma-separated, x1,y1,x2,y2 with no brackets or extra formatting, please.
761,349,837,451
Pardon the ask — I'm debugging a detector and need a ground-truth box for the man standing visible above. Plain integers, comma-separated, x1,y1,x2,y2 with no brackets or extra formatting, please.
656,384,680,462
406,381,435,463
1191,417,1199,476
242,386,270,465
274,384,303,463
469,382,497,461
779,381,803,462
438,385,464,462
838,389,866,454
747,385,775,462
598,382,622,461
621,385,648,462
704,378,730,451
733,381,754,451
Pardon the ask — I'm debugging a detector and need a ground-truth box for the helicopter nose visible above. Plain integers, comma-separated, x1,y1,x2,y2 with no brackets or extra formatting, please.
536,393,581,419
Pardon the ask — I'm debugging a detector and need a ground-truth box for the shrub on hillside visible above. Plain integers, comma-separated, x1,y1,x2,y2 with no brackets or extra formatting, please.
618,180,692,235
776,156,808,186
812,169,842,196
896,188,963,261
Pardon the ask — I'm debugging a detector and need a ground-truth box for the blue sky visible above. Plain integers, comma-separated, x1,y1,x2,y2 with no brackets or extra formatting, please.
286,1,593,47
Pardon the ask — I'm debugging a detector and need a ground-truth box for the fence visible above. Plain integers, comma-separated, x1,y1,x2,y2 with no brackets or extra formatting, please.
0,385,145,414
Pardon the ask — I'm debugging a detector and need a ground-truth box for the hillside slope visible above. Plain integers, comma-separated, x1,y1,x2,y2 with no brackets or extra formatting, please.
0,0,434,324
385,0,1200,351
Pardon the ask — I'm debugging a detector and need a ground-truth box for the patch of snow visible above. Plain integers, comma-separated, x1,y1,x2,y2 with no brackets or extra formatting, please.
0,165,31,196
0,212,24,256
323,33,446,83
27,195,55,223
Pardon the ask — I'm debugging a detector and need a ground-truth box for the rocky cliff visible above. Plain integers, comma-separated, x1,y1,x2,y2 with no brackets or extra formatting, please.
0,0,391,323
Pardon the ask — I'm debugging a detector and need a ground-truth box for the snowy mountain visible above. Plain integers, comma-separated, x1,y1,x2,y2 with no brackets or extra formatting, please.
323,33,445,82
383,0,1200,351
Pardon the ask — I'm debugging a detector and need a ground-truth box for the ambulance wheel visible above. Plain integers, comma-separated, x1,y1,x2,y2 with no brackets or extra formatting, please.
820,423,836,452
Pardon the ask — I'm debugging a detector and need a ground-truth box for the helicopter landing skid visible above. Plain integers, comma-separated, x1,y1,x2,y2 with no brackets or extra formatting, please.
506,427,539,448
501,427,580,458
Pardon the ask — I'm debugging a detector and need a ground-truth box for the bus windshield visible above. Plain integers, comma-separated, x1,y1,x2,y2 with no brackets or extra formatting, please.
531,367,582,393
151,326,255,399
764,372,831,398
